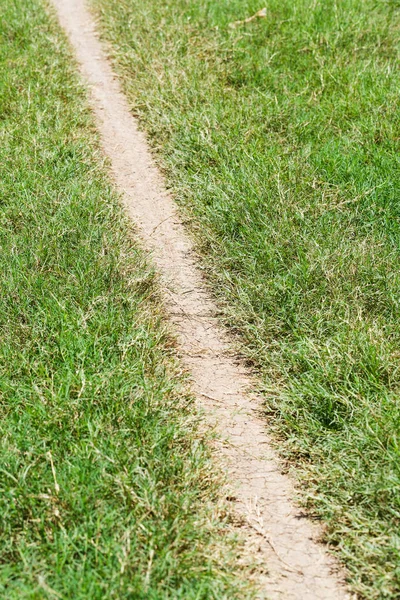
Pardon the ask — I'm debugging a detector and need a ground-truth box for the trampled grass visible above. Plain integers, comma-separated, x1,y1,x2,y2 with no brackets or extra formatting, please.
0,1,253,597
91,0,400,596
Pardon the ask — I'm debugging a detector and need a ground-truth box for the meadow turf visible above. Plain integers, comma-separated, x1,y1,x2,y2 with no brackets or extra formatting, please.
0,1,254,597
92,0,400,597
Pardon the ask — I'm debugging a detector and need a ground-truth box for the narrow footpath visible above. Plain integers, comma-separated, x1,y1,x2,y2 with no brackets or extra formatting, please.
51,1,351,597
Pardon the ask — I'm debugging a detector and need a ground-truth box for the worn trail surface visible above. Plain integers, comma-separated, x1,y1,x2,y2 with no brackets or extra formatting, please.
51,1,350,598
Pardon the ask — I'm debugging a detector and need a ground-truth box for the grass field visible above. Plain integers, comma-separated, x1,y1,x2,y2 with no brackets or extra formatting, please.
0,1,254,597
92,0,400,597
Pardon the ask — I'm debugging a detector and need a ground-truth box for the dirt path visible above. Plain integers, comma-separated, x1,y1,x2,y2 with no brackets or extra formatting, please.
51,1,351,597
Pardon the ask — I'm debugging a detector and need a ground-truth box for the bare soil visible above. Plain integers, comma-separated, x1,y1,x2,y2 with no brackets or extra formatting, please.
51,1,352,597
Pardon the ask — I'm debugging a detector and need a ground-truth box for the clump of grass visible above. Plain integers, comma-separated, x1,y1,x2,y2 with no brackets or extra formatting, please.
92,0,400,596
0,1,254,598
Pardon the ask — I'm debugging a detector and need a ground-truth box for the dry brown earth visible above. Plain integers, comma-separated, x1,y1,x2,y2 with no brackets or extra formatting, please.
51,1,352,597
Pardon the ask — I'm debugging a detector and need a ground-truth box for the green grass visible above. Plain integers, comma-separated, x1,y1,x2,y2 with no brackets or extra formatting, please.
91,0,400,597
0,1,254,598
